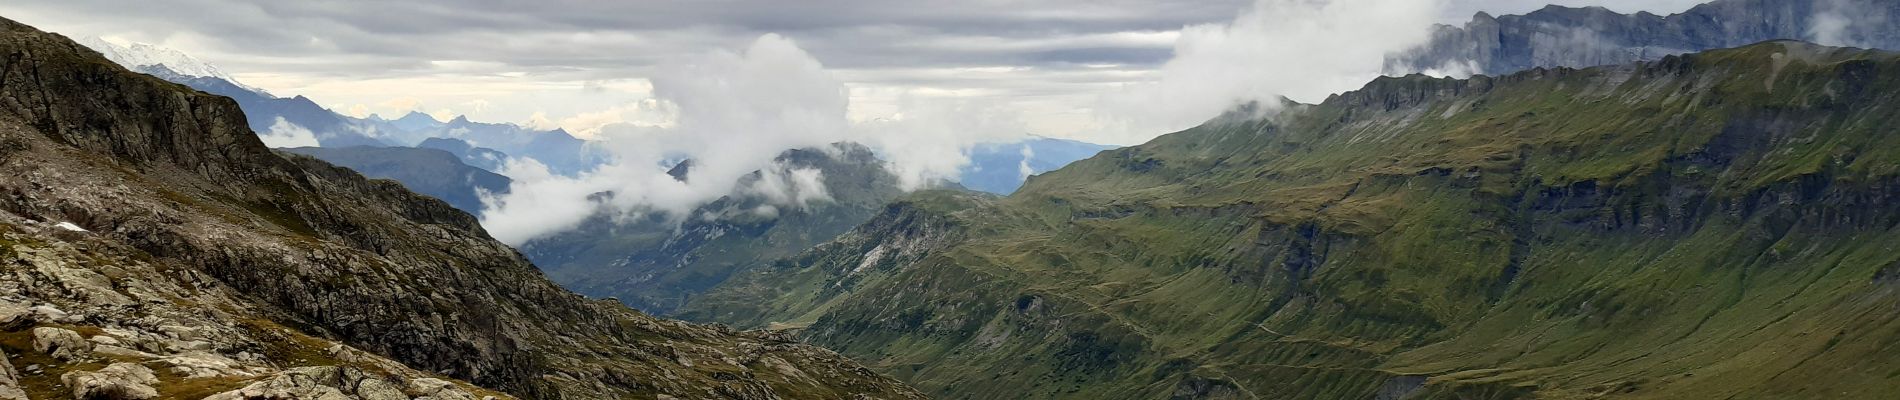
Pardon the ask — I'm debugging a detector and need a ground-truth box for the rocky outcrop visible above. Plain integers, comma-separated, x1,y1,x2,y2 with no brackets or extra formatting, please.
30,327,89,360
204,366,426,400
0,15,919,400
61,363,158,400
1387,0,1900,76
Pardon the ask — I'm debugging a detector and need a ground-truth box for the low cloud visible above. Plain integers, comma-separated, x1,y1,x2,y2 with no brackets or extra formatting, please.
478,34,1050,244
1017,144,1036,180
1810,0,1891,48
1091,0,1446,144
259,117,320,148
480,35,855,244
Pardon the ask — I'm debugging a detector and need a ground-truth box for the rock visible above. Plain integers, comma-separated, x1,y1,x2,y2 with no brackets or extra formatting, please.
27,305,68,323
60,363,158,400
408,377,478,400
0,348,26,400
0,301,29,330
91,345,158,360
31,327,91,360
88,335,121,346
202,367,376,400
353,378,406,400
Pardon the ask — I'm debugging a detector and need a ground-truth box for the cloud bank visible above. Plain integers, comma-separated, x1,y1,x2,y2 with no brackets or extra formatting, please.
1092,0,1446,143
1810,0,1892,48
479,34,1029,244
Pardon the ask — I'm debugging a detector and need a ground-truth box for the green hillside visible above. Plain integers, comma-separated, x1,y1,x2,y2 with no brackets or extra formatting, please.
684,41,1900,399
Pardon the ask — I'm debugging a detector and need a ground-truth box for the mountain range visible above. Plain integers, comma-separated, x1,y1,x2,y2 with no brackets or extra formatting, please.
0,16,919,399
75,37,606,176
280,146,512,215
1387,0,1900,76
684,41,1900,399
525,143,914,315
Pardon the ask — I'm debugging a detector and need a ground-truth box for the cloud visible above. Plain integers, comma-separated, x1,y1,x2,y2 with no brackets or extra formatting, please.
851,96,1029,190
479,34,857,244
1092,0,1446,144
1018,144,1037,180
1810,0,1891,48
258,117,319,147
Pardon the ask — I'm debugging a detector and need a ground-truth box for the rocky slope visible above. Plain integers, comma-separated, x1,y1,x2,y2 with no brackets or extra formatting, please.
526,144,911,315
0,15,920,399
1387,0,1900,76
693,41,1900,399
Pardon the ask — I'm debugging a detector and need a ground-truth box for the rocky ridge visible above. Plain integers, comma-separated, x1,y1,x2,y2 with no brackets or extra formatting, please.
1387,0,1900,76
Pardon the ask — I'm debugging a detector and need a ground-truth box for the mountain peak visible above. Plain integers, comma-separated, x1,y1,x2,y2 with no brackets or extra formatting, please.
74,35,273,95
397,110,440,123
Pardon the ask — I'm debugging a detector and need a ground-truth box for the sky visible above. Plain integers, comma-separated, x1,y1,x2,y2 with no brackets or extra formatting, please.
2,0,1709,144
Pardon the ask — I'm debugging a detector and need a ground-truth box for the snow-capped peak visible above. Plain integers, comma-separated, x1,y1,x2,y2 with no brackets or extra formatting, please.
76,36,271,96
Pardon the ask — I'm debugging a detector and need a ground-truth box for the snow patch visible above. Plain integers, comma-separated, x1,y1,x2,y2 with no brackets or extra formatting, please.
54,222,88,232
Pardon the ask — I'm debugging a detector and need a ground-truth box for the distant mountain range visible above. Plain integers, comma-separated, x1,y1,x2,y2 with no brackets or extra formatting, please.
281,146,512,215
1387,0,1900,76
75,37,606,176
959,138,1119,195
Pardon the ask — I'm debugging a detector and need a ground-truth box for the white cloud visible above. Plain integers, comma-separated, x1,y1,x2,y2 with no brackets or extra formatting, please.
1092,0,1446,144
259,117,320,148
1810,0,1890,48
1017,144,1036,180
851,96,1029,190
480,34,857,244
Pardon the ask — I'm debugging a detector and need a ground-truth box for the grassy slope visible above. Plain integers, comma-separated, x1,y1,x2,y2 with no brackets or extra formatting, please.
689,42,1900,399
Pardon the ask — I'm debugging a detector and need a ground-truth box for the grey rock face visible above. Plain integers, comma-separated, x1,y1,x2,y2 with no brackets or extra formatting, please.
1387,0,1900,76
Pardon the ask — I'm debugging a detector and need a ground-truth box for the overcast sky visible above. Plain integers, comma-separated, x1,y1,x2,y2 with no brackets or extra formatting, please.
0,0,1709,143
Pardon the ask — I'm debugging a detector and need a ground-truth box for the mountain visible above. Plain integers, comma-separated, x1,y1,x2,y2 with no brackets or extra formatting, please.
1388,0,1900,76
130,64,391,148
0,16,920,399
74,37,391,148
418,116,604,175
684,41,1900,399
959,138,1119,195
418,137,511,172
75,36,272,96
524,143,912,315
280,146,511,215
388,111,446,133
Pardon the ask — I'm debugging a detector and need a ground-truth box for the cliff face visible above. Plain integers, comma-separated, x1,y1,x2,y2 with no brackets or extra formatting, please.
1387,0,1900,76
0,16,920,400
696,41,1900,399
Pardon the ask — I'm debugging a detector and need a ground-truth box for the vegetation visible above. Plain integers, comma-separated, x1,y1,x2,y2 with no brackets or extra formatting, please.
688,42,1900,399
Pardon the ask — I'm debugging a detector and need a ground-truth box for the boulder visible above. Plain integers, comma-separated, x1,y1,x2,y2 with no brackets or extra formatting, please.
0,301,29,330
60,363,159,400
32,326,91,360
